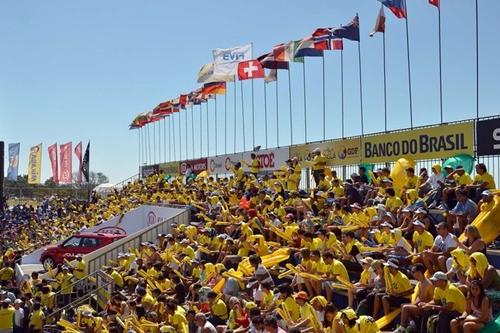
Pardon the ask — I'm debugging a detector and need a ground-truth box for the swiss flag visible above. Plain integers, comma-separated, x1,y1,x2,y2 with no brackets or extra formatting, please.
238,60,265,80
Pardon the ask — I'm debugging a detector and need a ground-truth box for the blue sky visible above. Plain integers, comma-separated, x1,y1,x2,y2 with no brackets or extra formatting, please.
1,0,499,183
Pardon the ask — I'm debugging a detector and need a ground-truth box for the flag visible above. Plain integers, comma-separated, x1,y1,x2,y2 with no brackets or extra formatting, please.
27,144,42,184
147,112,165,123
48,143,59,184
294,37,324,58
429,0,439,8
265,69,277,83
82,142,90,183
197,63,235,84
59,142,72,184
332,15,360,41
190,88,208,105
370,6,386,37
153,101,173,116
7,143,20,181
257,52,289,70
212,44,252,76
378,0,407,19
179,94,187,109
202,81,226,95
238,60,265,80
312,29,344,50
74,141,83,184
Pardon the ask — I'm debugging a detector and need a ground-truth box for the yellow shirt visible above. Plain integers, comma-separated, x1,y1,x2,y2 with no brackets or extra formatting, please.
412,230,434,253
475,172,496,189
286,173,301,191
262,290,275,310
29,309,44,330
169,310,188,333
348,315,381,333
331,259,350,282
386,271,413,298
74,260,86,280
283,296,300,322
248,159,261,174
0,307,14,330
110,270,124,287
232,167,245,182
374,231,392,246
41,292,56,309
406,175,419,190
385,196,403,211
0,267,14,281
454,173,473,186
313,154,327,171
211,299,228,320
317,179,331,191
332,185,345,198
433,283,466,313
58,272,73,295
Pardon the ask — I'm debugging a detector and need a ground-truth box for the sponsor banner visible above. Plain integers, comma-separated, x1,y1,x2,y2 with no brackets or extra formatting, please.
27,144,42,184
241,148,290,172
141,164,159,178
59,142,73,184
476,118,500,156
48,144,59,183
159,162,180,175
213,44,252,76
208,153,243,175
180,158,207,174
290,138,361,166
362,122,474,163
7,143,20,181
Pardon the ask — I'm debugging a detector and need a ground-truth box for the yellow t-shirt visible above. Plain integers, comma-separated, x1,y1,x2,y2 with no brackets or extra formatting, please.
58,272,73,295
406,175,419,190
0,307,14,330
475,172,496,189
374,231,392,246
317,179,332,191
262,290,275,310
283,296,300,322
433,283,466,313
169,310,188,333
412,230,434,253
386,271,413,297
211,299,228,320
385,196,403,211
332,185,345,198
331,260,350,282
454,173,473,186
313,154,327,171
248,159,261,174
0,267,14,281
233,168,245,182
110,270,124,287
74,261,86,280
29,309,44,330
286,173,301,191
41,292,56,309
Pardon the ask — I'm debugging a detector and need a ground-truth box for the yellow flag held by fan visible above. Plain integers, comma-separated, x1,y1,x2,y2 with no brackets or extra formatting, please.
27,143,42,184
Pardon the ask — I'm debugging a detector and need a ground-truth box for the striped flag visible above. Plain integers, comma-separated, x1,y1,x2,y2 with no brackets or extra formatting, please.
370,6,386,37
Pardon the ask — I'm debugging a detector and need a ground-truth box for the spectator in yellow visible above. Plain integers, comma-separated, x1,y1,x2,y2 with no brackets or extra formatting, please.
311,148,327,187
242,153,261,178
28,302,44,333
57,266,73,306
207,291,228,326
0,299,14,333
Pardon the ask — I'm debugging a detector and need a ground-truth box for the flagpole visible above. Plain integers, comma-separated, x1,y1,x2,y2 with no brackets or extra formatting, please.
206,99,210,157
199,104,202,158
264,81,269,149
215,95,218,156
341,49,345,138
322,55,326,141
240,81,246,151
475,0,479,120
276,70,280,147
437,3,443,124
358,40,365,136
191,106,194,159
383,31,388,132
251,79,255,149
287,68,293,145
302,61,308,143
404,0,413,128
172,114,176,161
147,124,152,164
178,112,182,160
162,118,165,162
224,90,227,154
138,128,141,169
153,121,157,163
185,109,188,159
233,79,237,153
158,119,162,162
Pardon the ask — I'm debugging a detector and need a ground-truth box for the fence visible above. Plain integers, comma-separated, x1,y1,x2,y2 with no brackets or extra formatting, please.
84,205,190,274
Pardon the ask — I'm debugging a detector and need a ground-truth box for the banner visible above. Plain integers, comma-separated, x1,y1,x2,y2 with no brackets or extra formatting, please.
362,122,474,163
159,162,180,175
48,143,59,183
82,142,90,182
208,153,243,175
59,142,73,184
212,44,252,76
241,148,290,172
141,164,159,178
180,158,207,175
74,142,83,183
7,143,20,181
27,144,42,184
290,138,361,166
476,118,500,156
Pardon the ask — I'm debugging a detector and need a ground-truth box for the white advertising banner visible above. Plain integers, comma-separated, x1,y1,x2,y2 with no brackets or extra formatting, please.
208,153,243,175
212,44,252,76
208,148,289,175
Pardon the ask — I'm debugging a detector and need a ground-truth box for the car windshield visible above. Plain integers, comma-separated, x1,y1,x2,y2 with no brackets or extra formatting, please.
63,237,82,247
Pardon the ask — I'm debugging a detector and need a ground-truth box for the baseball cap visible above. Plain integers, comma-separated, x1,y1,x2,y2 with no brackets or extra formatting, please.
481,190,493,197
383,260,399,269
413,220,425,228
430,271,448,282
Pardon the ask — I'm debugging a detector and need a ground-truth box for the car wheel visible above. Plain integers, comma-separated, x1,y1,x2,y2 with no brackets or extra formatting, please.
42,257,56,270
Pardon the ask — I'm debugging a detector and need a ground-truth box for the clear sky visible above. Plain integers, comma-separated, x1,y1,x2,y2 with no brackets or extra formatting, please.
1,0,499,183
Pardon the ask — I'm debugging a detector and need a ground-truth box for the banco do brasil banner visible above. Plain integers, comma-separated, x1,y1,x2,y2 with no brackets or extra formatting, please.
362,122,474,163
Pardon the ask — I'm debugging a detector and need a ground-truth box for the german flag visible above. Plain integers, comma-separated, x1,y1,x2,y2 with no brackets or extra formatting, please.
202,81,226,95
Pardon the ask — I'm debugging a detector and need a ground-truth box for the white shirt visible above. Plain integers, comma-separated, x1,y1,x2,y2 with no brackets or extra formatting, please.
429,173,445,189
433,233,457,252
14,307,24,326
197,321,217,333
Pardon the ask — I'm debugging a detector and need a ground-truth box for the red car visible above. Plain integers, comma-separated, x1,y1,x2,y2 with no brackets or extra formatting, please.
40,232,126,269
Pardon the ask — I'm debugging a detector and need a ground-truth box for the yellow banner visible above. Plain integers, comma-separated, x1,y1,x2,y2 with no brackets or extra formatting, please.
159,162,179,175
290,138,361,166
27,143,42,184
362,122,474,163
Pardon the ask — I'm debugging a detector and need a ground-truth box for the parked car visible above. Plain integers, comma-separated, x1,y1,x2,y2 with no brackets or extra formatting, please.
40,232,126,270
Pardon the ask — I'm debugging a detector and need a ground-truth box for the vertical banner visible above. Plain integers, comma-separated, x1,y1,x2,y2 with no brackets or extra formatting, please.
7,143,20,181
47,143,59,184
27,144,42,184
82,142,90,182
74,141,83,183
59,142,73,184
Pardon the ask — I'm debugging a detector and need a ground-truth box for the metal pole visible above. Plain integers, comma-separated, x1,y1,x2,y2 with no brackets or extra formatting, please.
383,32,388,132
153,121,156,163
172,114,176,161
215,95,218,156
264,81,268,149
475,0,479,119
302,61,308,143
206,100,210,157
138,128,141,168
251,79,255,148
199,104,202,157
191,106,194,159
405,0,413,128
341,50,345,138
287,69,293,145
233,80,237,153
158,120,161,162
168,117,171,162
276,70,279,147
438,4,443,124
185,108,188,159
178,112,181,160
322,55,326,141
224,91,227,154
358,15,365,137
240,81,246,151
163,118,167,162
147,124,152,164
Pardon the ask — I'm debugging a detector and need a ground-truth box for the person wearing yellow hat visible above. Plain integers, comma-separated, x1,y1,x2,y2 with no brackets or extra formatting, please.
339,307,380,333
